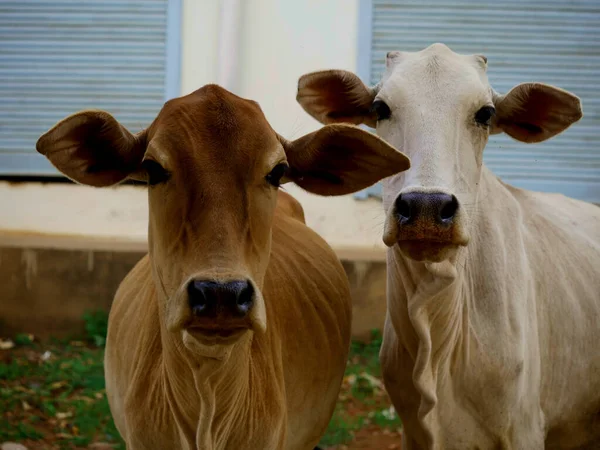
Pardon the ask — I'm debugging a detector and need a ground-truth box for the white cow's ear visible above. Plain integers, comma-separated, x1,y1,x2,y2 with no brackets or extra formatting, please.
279,124,410,196
297,70,378,127
36,110,147,187
491,83,582,143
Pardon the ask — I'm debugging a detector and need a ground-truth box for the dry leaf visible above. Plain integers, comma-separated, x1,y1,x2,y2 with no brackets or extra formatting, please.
71,395,94,404
56,433,74,439
343,374,357,387
358,372,383,389
55,411,72,420
14,386,34,394
50,381,67,390
89,444,115,450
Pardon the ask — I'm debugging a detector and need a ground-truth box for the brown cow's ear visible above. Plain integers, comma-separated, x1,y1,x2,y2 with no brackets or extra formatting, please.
297,70,377,127
36,110,146,187
280,124,410,196
491,83,582,143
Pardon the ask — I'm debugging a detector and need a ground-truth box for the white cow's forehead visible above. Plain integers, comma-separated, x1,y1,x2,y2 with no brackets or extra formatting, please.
377,44,491,97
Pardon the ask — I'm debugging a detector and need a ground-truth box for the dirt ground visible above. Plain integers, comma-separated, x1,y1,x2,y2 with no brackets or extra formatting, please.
330,426,402,449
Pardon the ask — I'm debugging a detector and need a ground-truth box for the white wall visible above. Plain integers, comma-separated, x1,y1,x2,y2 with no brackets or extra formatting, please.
178,0,386,259
180,0,221,96
180,0,360,138
237,0,359,138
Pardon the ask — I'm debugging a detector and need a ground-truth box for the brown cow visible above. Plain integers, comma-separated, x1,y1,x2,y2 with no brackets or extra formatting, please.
36,85,410,450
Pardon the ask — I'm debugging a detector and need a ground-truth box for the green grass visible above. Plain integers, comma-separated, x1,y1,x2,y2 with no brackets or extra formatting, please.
318,329,401,448
1,315,396,449
347,329,384,377
82,311,109,349
319,404,363,447
0,310,124,449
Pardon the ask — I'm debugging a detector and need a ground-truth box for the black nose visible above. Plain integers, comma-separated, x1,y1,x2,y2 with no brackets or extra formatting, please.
395,192,459,225
187,280,254,318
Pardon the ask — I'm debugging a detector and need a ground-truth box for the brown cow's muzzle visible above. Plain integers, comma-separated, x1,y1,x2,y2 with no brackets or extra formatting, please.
383,191,469,262
185,279,254,344
166,274,267,353
185,277,267,346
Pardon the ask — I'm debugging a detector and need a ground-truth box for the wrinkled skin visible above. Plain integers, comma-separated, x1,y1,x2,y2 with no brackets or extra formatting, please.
36,85,411,449
297,43,600,450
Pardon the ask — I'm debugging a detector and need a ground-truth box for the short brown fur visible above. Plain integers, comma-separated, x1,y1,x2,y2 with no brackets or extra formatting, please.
36,85,410,449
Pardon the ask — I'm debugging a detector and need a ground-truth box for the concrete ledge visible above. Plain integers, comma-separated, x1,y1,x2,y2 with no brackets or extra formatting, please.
0,182,387,261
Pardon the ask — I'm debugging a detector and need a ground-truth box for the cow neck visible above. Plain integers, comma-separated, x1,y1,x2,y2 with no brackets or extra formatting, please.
388,226,473,447
159,326,257,449
385,169,504,448
387,245,470,444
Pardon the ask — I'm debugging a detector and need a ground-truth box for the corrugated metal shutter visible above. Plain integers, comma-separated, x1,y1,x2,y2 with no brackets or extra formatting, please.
0,0,180,176
358,0,600,203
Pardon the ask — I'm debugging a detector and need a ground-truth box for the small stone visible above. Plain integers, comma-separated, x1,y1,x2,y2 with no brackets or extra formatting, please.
0,339,14,350
2,443,29,450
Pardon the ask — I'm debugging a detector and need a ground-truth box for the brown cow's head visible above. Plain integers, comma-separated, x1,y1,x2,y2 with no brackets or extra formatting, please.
297,43,582,263
36,85,409,358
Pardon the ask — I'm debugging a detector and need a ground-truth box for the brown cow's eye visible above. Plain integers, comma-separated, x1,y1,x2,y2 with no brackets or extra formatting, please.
141,159,169,186
475,106,496,127
266,163,289,187
371,99,391,121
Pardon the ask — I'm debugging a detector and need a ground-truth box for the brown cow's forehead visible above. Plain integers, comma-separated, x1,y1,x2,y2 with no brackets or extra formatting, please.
146,84,281,168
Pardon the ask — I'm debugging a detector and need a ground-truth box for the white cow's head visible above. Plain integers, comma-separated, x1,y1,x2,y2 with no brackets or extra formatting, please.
298,43,582,262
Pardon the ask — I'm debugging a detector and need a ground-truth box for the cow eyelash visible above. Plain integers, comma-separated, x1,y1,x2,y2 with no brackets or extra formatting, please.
475,105,496,127
266,163,289,188
371,99,391,121
141,159,170,186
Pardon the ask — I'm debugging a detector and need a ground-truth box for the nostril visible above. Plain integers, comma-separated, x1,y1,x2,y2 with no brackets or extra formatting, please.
396,196,412,221
188,279,254,318
439,195,459,221
234,282,254,316
188,281,209,315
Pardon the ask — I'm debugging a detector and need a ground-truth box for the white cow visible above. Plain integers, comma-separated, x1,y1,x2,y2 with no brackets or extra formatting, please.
297,43,600,449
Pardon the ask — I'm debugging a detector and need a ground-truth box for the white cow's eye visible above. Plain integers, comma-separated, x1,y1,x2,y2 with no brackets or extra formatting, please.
475,106,496,126
371,100,391,121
